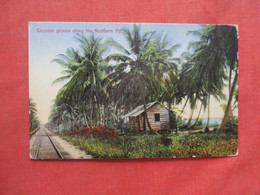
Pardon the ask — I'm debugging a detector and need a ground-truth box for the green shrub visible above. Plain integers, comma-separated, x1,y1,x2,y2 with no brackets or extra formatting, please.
64,136,124,158
170,133,238,157
63,131,238,159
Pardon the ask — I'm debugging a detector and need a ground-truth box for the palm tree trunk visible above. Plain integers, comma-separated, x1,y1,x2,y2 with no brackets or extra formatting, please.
168,100,172,110
83,108,90,128
228,68,235,123
220,71,238,129
73,116,79,130
90,105,93,128
190,102,203,128
97,103,101,126
113,105,116,123
228,68,232,92
183,108,194,128
141,91,152,131
180,97,189,115
104,105,108,126
206,95,210,128
69,111,74,130
229,108,235,123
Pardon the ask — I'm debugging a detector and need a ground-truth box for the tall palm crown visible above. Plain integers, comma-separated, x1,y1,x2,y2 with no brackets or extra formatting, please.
106,25,180,109
105,24,156,108
52,47,83,85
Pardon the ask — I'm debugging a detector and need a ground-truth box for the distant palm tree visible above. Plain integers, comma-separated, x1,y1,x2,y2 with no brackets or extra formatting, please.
29,98,39,131
29,98,37,115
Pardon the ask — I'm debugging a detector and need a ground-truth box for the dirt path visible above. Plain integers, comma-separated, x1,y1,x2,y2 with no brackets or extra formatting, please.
30,126,92,159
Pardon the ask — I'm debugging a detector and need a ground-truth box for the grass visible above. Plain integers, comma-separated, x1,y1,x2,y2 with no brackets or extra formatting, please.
63,130,238,159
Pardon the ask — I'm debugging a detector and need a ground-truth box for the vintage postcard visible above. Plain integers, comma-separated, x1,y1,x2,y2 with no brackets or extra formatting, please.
29,22,238,159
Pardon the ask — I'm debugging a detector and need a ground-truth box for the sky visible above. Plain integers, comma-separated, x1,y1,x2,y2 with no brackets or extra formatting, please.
29,22,237,123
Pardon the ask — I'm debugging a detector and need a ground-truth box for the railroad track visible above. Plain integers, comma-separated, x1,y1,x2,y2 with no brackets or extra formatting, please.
34,128,64,159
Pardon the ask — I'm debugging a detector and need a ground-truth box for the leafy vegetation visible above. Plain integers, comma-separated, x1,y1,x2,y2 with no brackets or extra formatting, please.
63,131,237,158
47,24,238,133
44,24,238,158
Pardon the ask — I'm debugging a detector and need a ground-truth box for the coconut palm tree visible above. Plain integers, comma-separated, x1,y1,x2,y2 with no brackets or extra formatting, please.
186,25,238,129
180,25,233,130
145,32,181,109
219,26,238,129
106,25,180,131
105,24,156,130
50,34,109,129
73,34,108,127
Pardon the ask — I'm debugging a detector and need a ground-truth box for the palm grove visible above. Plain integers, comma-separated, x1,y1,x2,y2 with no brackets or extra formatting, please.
46,24,238,133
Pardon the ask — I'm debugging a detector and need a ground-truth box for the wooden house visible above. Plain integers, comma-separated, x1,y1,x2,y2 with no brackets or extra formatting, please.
123,102,170,131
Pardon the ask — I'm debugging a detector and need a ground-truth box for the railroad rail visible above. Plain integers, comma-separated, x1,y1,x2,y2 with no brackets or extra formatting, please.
34,128,64,159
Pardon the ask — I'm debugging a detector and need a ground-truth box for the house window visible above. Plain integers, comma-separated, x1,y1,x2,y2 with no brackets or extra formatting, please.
154,114,160,121
135,116,139,123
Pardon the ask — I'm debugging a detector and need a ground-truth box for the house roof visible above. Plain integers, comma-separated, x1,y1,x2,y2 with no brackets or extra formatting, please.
123,102,158,118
